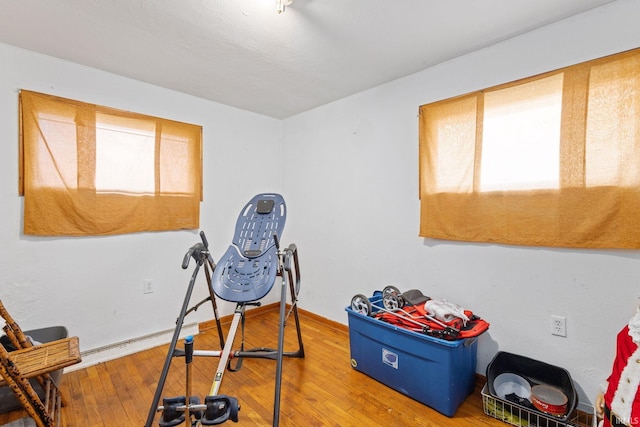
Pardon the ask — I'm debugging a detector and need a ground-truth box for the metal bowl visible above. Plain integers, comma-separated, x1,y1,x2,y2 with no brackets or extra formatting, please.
493,372,532,401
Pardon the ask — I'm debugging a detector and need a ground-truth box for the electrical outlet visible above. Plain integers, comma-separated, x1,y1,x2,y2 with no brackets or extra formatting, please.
143,279,154,294
551,315,566,337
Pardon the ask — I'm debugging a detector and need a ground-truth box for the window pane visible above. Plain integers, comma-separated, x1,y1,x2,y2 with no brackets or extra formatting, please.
95,114,155,194
481,74,563,191
421,96,477,193
160,133,192,194
436,107,476,192
35,112,78,189
586,54,640,187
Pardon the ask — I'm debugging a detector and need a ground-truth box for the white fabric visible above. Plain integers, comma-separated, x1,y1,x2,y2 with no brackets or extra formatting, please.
424,299,469,325
25,335,42,347
628,308,640,344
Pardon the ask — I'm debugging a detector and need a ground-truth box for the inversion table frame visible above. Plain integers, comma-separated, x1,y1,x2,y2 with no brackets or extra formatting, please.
144,193,304,427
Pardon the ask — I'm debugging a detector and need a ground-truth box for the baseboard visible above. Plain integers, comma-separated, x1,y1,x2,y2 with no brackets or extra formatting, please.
198,303,349,333
295,307,349,332
67,322,199,371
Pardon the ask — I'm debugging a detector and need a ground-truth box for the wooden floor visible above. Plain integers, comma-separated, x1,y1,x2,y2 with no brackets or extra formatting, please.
0,307,521,426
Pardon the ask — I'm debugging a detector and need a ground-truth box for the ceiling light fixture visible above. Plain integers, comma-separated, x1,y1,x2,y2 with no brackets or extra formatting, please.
276,0,293,14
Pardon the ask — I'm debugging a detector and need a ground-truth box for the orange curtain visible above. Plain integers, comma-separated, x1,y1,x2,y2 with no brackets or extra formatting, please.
419,48,640,249
19,90,202,236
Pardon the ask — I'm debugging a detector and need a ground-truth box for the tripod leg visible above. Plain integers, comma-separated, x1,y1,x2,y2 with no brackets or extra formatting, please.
144,262,202,427
272,273,287,427
185,335,193,422
286,253,304,358
282,244,304,358
205,258,226,349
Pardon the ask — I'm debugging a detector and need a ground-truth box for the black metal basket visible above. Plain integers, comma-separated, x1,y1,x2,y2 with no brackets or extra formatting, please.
486,351,578,423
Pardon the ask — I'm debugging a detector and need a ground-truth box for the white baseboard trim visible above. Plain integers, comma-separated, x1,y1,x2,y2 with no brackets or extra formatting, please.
66,322,199,371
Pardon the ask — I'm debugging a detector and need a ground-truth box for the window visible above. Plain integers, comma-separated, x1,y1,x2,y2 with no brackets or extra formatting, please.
419,48,640,249
19,90,202,236
481,74,563,192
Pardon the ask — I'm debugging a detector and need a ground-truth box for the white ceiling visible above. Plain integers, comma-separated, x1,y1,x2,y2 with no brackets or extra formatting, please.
0,0,617,119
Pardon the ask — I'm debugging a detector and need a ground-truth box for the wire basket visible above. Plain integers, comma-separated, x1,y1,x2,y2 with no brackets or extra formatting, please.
482,384,596,427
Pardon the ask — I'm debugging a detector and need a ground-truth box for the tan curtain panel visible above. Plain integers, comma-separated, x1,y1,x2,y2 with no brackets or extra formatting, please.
419,48,640,249
19,90,202,236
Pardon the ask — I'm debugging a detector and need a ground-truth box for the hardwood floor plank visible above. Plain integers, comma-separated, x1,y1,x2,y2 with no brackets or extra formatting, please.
104,360,146,426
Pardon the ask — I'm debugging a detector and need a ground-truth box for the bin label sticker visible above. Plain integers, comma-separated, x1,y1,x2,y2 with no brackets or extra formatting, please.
382,348,398,369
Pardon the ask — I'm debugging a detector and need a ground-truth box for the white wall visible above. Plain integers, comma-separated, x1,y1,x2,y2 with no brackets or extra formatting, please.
282,0,640,405
0,42,284,363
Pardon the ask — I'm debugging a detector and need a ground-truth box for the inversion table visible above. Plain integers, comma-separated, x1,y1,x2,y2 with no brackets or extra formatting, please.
144,193,304,427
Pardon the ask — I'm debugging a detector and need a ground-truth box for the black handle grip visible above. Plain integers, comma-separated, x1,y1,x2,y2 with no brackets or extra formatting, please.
283,248,292,271
200,230,209,249
182,242,204,269
182,248,195,269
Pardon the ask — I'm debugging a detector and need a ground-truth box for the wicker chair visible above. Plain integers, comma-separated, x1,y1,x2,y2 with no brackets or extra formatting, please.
0,301,80,427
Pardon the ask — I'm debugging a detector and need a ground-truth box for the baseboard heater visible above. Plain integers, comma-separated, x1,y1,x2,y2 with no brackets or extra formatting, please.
67,322,199,371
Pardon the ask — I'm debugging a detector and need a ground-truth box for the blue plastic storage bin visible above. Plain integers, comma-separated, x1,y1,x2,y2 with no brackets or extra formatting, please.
345,292,479,417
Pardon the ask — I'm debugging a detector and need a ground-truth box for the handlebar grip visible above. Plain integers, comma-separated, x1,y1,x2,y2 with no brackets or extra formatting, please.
182,249,194,269
200,231,209,248
283,249,291,271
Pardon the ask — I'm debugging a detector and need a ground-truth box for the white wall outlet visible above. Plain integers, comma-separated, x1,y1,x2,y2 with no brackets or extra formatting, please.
143,279,154,294
551,315,566,337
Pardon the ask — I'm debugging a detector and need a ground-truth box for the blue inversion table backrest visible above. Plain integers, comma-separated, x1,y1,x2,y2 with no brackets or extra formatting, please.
211,193,286,303
232,193,286,258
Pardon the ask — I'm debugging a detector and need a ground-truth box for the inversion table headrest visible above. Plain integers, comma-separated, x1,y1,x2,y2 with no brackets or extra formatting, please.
211,193,286,302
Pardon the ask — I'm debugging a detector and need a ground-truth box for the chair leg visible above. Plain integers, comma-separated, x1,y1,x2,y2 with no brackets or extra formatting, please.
0,359,54,427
